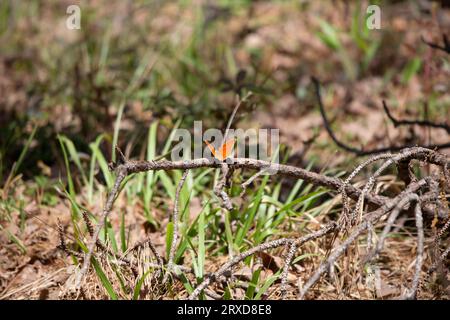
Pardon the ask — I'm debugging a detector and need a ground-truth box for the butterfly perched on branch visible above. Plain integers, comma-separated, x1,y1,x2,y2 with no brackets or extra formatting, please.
204,138,236,161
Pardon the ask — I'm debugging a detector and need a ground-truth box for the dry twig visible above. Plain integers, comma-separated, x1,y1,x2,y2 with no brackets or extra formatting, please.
312,77,450,155
164,170,189,283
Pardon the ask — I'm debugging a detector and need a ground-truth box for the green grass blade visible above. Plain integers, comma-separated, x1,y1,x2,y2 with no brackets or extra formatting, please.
57,135,75,198
254,270,281,300
235,174,269,246
90,141,113,189
245,268,261,300
88,134,105,203
11,124,37,177
59,135,88,186
197,206,206,279
111,99,126,163
165,221,174,260
133,269,152,300
158,171,175,200
120,210,127,253
91,257,118,300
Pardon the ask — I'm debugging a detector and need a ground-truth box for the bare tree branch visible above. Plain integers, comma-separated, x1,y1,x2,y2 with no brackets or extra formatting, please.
383,100,450,134
312,77,450,155
403,201,424,300
299,181,429,299
74,165,128,291
164,170,189,283
281,241,297,299
214,163,233,210
421,34,450,54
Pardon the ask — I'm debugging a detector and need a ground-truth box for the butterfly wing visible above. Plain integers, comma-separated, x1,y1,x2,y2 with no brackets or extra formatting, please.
205,139,235,161
204,140,219,160
220,138,235,160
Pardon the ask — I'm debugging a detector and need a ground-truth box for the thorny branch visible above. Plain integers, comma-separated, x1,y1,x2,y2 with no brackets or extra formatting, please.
299,184,427,299
188,222,337,300
69,145,449,299
74,165,127,290
164,170,189,283
214,163,233,210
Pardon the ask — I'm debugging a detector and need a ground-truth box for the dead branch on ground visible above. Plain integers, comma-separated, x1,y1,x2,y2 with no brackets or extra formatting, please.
65,145,449,299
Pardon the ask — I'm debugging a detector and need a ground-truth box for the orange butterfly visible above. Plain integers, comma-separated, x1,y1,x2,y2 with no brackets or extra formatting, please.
204,138,235,161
